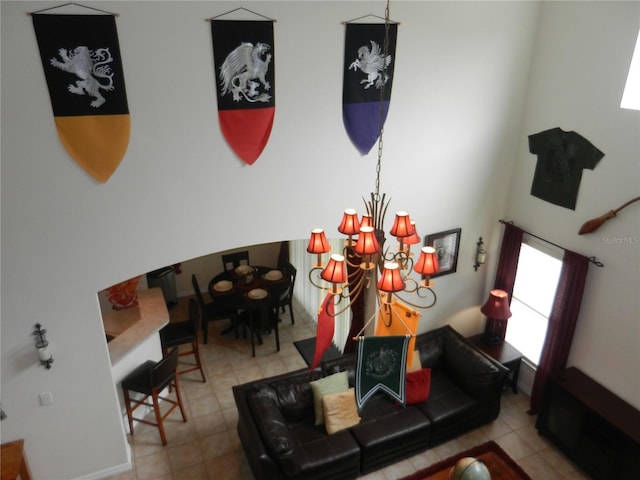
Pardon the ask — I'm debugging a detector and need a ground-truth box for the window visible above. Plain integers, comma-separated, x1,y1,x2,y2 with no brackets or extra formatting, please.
505,241,562,365
621,29,640,110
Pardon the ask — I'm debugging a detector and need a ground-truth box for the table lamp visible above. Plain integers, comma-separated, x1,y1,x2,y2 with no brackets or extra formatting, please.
480,289,512,346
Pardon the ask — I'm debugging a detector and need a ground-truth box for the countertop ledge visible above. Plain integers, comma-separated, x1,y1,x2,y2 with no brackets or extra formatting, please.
103,288,169,366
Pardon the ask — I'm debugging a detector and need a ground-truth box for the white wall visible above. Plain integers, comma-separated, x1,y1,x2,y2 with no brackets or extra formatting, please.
505,1,640,408
2,1,635,479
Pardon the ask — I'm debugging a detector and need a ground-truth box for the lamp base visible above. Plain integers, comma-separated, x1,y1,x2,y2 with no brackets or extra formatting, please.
481,333,503,347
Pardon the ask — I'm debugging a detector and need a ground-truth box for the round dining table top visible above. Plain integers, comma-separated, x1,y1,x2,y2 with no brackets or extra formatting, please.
208,265,290,309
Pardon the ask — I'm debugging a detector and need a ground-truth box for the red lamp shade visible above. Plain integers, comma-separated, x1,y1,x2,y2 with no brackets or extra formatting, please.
377,262,405,292
414,246,440,275
354,226,380,255
360,214,373,229
307,228,331,254
389,211,415,238
321,254,347,284
480,289,512,319
404,221,420,245
338,209,361,236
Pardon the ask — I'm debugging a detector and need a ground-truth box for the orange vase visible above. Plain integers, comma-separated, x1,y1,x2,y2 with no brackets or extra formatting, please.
106,276,141,310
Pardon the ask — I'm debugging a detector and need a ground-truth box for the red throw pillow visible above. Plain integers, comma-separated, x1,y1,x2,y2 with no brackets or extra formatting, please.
405,368,431,405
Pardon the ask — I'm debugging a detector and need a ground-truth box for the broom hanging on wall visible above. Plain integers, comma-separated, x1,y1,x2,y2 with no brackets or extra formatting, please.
578,196,640,234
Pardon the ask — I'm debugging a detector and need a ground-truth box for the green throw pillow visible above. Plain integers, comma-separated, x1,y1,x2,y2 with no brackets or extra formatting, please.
309,371,349,425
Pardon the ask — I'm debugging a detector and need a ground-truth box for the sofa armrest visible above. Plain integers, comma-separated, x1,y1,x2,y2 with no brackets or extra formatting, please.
442,329,508,399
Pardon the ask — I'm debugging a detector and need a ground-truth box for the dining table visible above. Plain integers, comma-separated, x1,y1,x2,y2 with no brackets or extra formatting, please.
208,265,291,336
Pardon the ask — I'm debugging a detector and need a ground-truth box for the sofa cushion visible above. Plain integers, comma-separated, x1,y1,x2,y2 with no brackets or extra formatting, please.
350,405,431,473
322,388,361,434
310,371,349,425
416,370,478,424
405,368,431,405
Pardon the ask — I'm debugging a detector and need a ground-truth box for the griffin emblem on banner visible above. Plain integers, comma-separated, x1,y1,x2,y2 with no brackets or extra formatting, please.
50,47,115,108
349,40,392,90
219,42,272,103
365,346,398,379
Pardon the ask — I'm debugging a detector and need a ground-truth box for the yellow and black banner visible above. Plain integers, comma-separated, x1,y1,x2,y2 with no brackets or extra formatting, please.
33,14,130,183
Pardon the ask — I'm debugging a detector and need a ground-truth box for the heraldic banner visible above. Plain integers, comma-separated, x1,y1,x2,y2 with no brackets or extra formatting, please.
212,20,275,165
33,14,130,183
355,335,410,410
310,293,336,371
343,23,397,155
375,302,419,370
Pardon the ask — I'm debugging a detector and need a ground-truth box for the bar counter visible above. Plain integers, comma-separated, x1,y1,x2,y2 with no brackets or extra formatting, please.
103,288,169,367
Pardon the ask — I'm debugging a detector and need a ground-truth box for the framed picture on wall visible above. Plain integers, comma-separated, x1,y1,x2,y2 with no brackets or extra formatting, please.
425,228,461,277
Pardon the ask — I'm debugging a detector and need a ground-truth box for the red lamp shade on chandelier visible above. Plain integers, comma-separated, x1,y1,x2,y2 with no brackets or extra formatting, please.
404,221,420,247
307,228,331,267
338,209,360,246
480,289,512,346
414,246,440,286
377,262,405,304
360,214,373,229
321,254,347,295
354,226,380,270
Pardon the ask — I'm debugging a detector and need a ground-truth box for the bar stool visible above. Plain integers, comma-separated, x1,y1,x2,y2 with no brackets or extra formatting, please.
121,348,187,446
159,298,206,382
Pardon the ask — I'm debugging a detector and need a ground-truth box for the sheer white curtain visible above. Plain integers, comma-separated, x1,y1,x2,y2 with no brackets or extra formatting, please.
290,238,351,352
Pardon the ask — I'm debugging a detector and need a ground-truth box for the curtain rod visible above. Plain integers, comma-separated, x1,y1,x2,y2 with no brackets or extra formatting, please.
499,220,603,267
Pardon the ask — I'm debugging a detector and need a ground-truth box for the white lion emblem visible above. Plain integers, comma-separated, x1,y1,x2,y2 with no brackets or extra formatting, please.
219,42,272,103
349,40,392,90
50,46,115,108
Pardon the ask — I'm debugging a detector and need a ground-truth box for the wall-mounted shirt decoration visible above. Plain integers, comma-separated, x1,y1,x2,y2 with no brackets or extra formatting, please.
528,127,604,210
343,23,397,155
33,14,130,183
212,20,275,165
355,335,409,410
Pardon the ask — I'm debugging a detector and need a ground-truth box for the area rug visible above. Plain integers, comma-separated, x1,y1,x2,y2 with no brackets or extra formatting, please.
398,441,532,480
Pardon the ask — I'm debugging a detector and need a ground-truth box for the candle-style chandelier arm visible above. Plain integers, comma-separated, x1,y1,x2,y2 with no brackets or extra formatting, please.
390,283,437,310
307,262,372,317
381,247,413,271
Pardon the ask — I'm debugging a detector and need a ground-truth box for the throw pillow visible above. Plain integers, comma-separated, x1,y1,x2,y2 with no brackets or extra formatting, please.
407,350,423,372
309,371,349,425
405,368,431,405
322,388,361,434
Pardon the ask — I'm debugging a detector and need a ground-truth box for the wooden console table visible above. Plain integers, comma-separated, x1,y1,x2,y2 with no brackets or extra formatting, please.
1,439,32,480
467,334,523,393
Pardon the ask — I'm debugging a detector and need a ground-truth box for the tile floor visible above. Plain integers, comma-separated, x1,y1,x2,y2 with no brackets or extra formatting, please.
107,297,590,480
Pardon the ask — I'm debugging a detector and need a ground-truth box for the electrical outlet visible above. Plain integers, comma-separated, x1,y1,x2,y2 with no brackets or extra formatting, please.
39,392,53,406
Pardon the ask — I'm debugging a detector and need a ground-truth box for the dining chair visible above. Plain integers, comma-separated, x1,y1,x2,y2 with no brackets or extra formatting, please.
275,261,297,324
191,274,237,344
159,298,206,382
222,251,250,272
238,295,280,357
121,348,187,446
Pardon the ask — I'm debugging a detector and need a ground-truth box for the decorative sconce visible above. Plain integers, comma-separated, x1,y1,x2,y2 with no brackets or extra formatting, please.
474,237,486,271
33,323,53,369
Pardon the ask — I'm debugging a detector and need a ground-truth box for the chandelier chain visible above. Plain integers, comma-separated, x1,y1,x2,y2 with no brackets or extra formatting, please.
374,0,391,202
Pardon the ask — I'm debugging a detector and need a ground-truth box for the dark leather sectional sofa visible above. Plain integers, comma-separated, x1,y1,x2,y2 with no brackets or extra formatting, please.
233,325,509,480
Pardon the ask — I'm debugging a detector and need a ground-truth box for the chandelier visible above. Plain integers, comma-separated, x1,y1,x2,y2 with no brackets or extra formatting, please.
306,0,439,319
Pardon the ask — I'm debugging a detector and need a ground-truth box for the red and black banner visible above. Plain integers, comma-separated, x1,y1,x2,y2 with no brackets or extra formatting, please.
212,20,275,165
343,23,397,155
33,14,130,183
